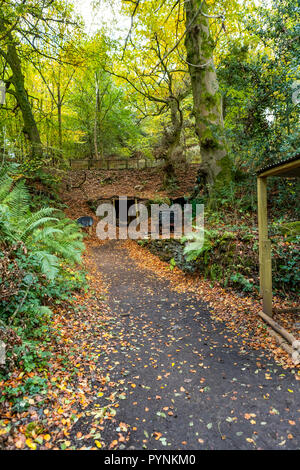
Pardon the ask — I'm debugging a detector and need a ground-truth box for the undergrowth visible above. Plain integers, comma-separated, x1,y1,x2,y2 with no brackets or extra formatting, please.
0,164,87,404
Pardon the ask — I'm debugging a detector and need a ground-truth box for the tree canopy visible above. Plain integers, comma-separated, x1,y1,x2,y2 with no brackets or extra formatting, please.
0,0,298,184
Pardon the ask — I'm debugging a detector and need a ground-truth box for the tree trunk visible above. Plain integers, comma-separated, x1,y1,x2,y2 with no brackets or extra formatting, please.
184,0,231,190
57,100,62,152
162,98,183,187
57,72,63,152
2,32,42,159
94,73,100,160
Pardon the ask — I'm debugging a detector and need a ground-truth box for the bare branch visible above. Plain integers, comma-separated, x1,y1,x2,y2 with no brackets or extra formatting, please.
122,0,141,60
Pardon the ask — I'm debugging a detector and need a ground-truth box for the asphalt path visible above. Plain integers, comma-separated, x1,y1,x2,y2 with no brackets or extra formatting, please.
72,241,299,450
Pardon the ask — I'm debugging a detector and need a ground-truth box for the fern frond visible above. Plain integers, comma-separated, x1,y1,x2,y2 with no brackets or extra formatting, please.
20,217,59,242
3,181,31,219
0,174,13,203
32,251,59,280
32,227,63,242
43,239,83,264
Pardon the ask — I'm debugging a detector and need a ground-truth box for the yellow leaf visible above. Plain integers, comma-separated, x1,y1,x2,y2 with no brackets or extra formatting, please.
26,438,37,450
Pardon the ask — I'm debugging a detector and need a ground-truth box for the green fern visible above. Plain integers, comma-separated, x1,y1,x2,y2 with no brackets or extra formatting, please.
183,228,215,261
0,172,84,280
32,251,59,280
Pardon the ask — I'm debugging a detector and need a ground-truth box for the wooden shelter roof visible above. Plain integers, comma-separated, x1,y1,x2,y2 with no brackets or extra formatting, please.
257,155,300,178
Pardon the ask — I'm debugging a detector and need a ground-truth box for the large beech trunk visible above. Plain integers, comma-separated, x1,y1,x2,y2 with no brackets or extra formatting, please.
184,0,231,189
0,21,42,158
7,41,42,157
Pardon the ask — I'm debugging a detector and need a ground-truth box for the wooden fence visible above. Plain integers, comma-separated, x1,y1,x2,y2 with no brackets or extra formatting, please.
69,158,165,170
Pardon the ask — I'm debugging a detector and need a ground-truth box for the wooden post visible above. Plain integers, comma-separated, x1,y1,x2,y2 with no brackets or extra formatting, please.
257,177,267,294
262,240,272,315
257,177,272,316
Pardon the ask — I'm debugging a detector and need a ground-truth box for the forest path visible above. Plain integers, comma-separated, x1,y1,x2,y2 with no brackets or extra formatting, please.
70,241,299,450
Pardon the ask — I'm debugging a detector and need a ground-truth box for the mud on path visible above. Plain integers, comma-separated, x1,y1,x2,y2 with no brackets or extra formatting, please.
70,240,299,450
